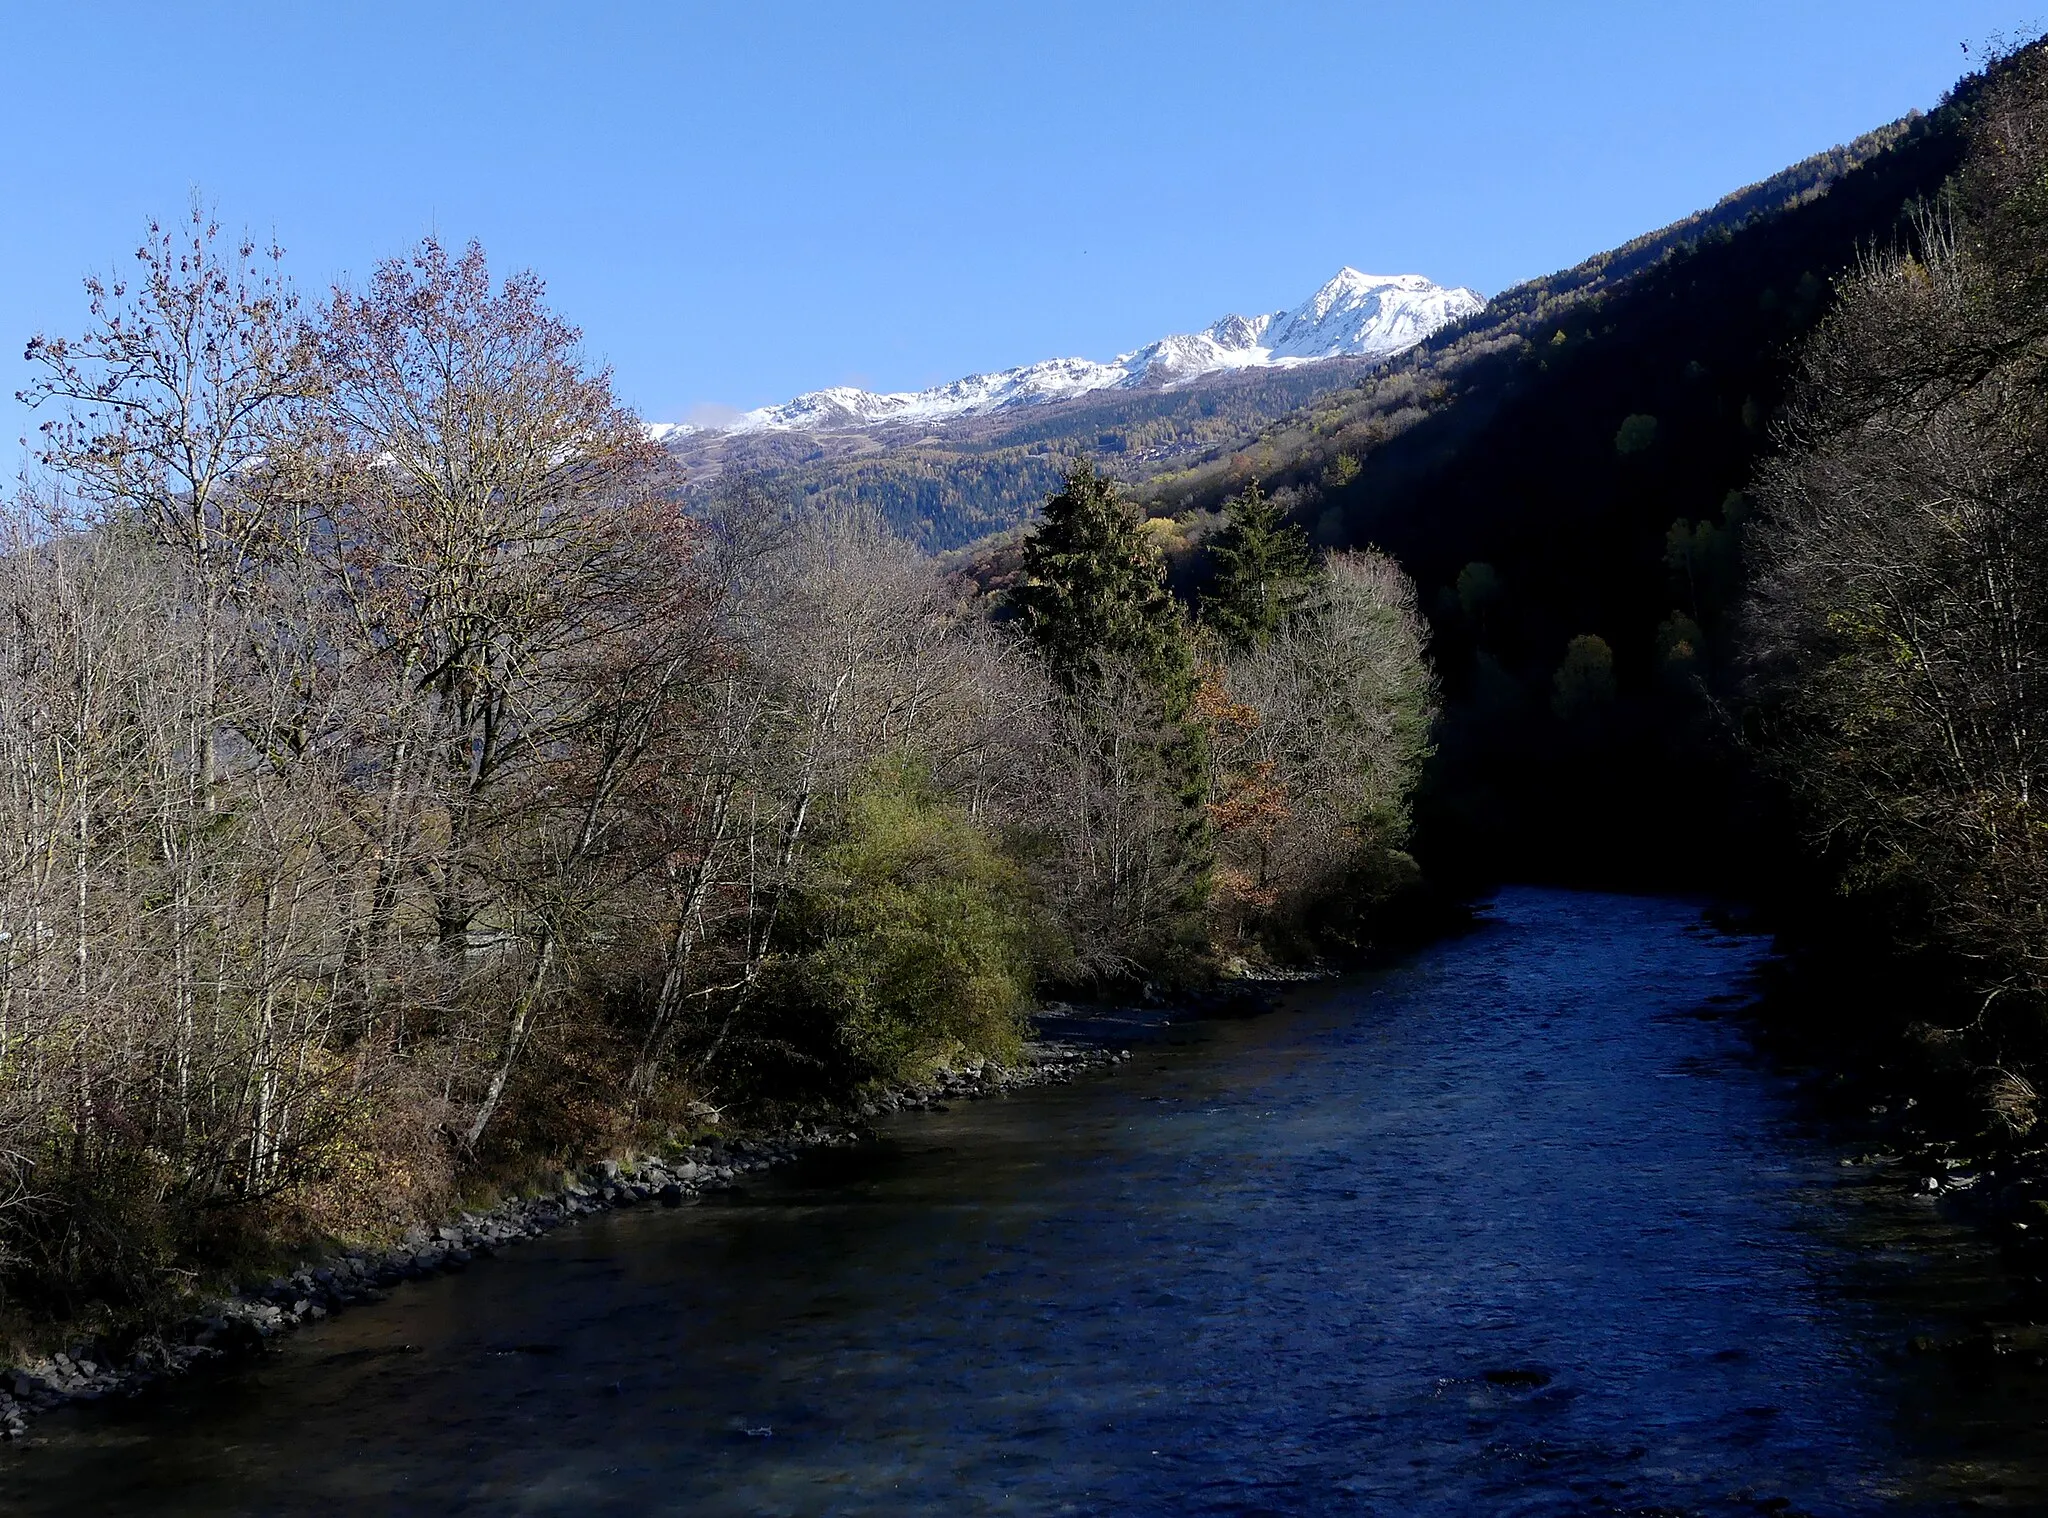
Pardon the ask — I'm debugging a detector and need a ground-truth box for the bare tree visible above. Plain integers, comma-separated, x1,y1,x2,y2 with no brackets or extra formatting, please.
1205,550,1436,946
19,197,319,803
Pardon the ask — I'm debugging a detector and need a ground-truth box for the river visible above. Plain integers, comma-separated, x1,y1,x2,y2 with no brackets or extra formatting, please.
2,887,2045,1514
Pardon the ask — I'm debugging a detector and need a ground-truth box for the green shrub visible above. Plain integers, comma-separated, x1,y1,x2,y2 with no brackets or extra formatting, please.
785,764,1045,1087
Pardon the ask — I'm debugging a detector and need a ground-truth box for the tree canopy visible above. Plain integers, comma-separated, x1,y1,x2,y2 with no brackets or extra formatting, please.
1012,457,1190,696
1202,480,1319,652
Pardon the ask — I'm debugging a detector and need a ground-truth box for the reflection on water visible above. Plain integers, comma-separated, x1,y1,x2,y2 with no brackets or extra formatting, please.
2,888,2045,1515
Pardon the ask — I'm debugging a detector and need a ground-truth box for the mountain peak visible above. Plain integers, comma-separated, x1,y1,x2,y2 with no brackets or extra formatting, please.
1325,266,1416,288
1264,269,1484,362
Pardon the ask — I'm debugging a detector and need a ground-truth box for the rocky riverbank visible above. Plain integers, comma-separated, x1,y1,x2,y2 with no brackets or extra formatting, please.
0,1037,1134,1443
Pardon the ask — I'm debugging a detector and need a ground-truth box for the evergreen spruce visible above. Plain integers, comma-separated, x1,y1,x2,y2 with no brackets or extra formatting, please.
1203,480,1318,651
1013,456,1189,694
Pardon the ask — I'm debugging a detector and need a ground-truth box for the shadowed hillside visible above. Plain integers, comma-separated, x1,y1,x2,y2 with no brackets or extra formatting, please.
1134,92,1982,888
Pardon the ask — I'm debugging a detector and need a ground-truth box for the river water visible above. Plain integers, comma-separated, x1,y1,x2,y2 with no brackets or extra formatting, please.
3,887,2046,1515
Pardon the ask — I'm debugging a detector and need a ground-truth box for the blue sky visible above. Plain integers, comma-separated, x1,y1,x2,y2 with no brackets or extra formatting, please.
2,1,2040,471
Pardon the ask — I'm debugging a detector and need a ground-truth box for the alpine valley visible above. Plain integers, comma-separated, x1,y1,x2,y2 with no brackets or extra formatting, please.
657,269,1485,550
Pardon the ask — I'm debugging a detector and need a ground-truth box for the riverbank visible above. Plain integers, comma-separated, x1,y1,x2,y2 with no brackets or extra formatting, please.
1737,930,2048,1325
0,1031,1146,1444
5,888,2030,1515
1807,1093,2048,1334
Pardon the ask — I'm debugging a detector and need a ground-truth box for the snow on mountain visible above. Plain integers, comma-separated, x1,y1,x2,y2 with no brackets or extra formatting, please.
695,269,1484,437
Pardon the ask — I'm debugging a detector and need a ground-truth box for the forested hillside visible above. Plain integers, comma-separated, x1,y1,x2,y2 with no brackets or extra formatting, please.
1141,80,1976,886
1138,114,1927,526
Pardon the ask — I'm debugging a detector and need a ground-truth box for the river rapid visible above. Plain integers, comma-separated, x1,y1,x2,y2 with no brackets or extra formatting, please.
3,887,2046,1515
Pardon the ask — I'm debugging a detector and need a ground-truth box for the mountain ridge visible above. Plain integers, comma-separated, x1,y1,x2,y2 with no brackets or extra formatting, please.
658,269,1483,439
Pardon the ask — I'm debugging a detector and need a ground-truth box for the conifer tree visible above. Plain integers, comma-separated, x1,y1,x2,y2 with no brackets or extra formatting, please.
1013,456,1190,694
1203,481,1318,651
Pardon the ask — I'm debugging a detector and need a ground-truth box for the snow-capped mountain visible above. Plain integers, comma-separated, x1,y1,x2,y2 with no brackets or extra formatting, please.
672,269,1483,438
